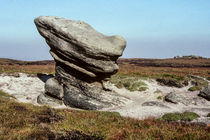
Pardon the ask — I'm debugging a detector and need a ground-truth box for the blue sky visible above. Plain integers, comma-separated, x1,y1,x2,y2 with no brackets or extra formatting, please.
0,0,210,60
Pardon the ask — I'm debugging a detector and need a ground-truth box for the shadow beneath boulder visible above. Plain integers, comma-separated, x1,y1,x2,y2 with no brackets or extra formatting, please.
37,73,54,83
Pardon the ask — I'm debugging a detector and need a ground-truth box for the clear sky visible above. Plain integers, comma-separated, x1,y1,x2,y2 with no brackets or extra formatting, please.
0,0,210,60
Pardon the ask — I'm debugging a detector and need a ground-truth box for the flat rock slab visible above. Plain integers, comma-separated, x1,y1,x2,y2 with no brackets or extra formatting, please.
142,101,170,108
165,92,208,106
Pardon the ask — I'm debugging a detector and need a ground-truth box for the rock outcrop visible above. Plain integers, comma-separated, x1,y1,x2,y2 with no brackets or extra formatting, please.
34,16,128,109
199,85,210,101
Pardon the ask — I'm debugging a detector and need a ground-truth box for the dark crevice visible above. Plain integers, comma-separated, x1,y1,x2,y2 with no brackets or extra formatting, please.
56,61,111,83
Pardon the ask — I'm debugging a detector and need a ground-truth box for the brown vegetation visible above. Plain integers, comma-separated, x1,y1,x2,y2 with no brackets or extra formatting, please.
0,90,210,140
118,58,210,68
0,58,210,139
0,58,210,79
0,65,55,74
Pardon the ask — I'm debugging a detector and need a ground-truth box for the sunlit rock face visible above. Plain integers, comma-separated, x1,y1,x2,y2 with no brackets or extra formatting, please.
34,16,128,109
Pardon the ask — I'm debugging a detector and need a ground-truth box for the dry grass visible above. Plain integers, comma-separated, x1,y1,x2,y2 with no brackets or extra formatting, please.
0,58,210,79
118,64,210,78
0,90,210,139
1,64,209,79
0,65,55,74
119,58,210,67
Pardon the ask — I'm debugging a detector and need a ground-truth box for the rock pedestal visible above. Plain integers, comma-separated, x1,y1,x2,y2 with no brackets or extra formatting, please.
34,16,128,109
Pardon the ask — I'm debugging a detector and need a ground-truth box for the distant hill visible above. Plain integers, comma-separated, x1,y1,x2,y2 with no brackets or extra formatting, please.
118,58,210,68
0,58,55,65
0,57,210,68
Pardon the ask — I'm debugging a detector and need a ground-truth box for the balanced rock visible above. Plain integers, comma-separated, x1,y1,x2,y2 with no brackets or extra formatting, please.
34,16,128,109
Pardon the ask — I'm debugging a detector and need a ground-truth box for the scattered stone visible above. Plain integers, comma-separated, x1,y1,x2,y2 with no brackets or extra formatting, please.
142,101,169,108
191,97,209,105
26,97,32,100
34,16,128,109
191,117,210,126
154,89,162,94
102,81,114,91
0,73,20,77
198,85,210,101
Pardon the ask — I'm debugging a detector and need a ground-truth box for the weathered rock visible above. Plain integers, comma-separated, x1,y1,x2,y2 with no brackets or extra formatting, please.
164,92,208,106
37,93,63,106
198,85,210,101
45,78,63,99
34,16,126,77
156,78,188,88
34,16,128,109
142,101,169,108
165,92,189,105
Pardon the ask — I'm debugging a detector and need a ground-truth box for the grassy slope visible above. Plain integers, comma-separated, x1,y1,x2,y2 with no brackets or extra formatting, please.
0,90,210,140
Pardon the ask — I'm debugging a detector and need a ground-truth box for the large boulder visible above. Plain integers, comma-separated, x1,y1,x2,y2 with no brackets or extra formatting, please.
165,92,208,106
34,16,129,109
199,86,210,101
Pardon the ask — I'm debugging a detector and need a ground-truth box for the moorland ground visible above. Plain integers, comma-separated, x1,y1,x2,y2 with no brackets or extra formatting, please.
1,58,209,78
0,57,210,139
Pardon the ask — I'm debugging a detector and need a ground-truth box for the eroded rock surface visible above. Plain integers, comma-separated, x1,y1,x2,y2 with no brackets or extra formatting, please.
34,16,128,109
164,92,208,106
142,101,169,108
199,85,210,101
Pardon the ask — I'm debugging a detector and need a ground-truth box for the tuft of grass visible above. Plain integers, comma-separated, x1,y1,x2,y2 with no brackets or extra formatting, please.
157,96,163,100
161,73,185,81
156,73,189,88
138,86,148,92
110,74,148,92
188,79,208,91
181,112,200,121
188,86,202,91
159,112,200,121
0,90,15,99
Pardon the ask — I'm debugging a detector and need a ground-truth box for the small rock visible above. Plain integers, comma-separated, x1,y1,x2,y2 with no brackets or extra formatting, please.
37,93,63,106
45,78,64,99
198,85,210,101
26,97,32,100
102,81,114,91
191,117,210,126
142,101,169,108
